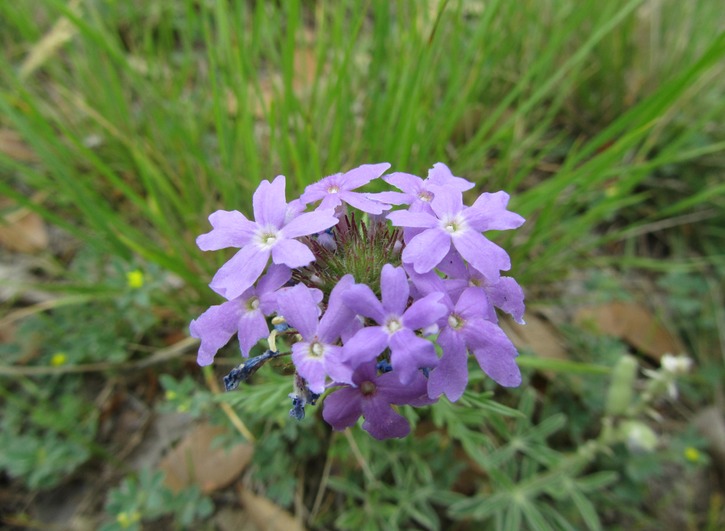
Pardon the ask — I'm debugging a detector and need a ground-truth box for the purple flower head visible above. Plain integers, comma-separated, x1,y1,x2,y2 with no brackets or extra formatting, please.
341,264,447,384
387,187,525,281
190,264,291,365
276,277,358,393
428,287,522,402
322,361,435,440
300,163,391,215
197,175,339,300
193,162,526,439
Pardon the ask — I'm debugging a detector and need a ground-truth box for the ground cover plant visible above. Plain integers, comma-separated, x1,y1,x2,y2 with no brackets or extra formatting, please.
1,0,724,529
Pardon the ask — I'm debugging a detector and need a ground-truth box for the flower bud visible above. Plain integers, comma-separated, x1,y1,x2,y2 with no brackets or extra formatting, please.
605,355,638,416
622,420,658,452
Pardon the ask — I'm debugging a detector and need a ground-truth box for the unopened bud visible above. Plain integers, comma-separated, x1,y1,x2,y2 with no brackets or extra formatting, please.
622,420,658,452
605,355,637,416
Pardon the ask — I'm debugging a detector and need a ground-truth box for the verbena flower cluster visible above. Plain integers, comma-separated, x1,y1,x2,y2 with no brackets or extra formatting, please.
191,163,526,439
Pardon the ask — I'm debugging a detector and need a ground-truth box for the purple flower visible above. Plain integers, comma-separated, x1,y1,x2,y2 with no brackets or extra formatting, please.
190,264,291,365
322,361,435,440
341,264,447,384
276,277,358,393
369,162,474,212
435,252,525,324
428,287,521,401
196,175,339,300
299,163,391,215
387,188,525,280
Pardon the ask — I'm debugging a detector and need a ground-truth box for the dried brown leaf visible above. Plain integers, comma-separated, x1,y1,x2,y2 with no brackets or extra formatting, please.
0,200,49,253
500,313,569,361
575,301,685,359
239,488,305,531
0,129,36,162
158,422,253,494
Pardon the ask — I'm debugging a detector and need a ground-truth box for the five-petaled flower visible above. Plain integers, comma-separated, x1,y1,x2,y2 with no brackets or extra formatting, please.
197,175,338,300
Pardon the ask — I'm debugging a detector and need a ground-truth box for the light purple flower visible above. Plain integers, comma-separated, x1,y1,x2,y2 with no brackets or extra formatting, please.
341,264,447,384
276,277,358,393
190,265,291,365
435,252,525,324
428,287,522,402
369,162,474,212
197,175,339,300
322,361,435,440
299,163,391,215
387,187,525,280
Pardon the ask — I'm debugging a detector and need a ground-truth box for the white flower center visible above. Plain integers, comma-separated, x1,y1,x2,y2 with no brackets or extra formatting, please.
327,185,339,194
308,341,325,358
244,296,260,312
440,214,467,236
418,190,433,202
448,313,465,330
384,317,402,335
256,227,280,249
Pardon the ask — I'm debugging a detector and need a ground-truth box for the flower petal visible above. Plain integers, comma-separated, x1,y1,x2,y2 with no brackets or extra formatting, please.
377,370,433,406
361,397,410,440
383,172,424,194
342,284,386,324
322,386,363,431
209,245,269,300
430,187,463,218
366,191,412,206
238,310,269,356
271,238,315,268
339,191,390,214
342,326,388,366
323,346,355,385
402,292,447,330
257,265,292,314
402,228,451,274
276,283,320,339
318,275,356,343
426,163,474,191
466,319,522,387
291,342,328,394
386,210,437,229
253,175,287,228
428,327,468,401
281,209,338,238
389,330,438,384
380,264,409,316
452,230,510,281
487,276,526,324
455,286,493,321
196,210,256,251
190,299,242,366
464,191,525,232
341,163,391,190
257,264,292,295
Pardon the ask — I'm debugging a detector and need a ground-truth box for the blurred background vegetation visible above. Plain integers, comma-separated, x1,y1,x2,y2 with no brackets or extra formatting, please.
1,0,724,529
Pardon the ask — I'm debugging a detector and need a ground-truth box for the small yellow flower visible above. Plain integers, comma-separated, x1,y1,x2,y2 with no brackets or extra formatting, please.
126,270,144,289
116,511,140,528
50,352,68,366
684,446,701,463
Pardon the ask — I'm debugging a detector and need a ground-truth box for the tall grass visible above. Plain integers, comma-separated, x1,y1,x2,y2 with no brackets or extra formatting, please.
1,0,723,304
